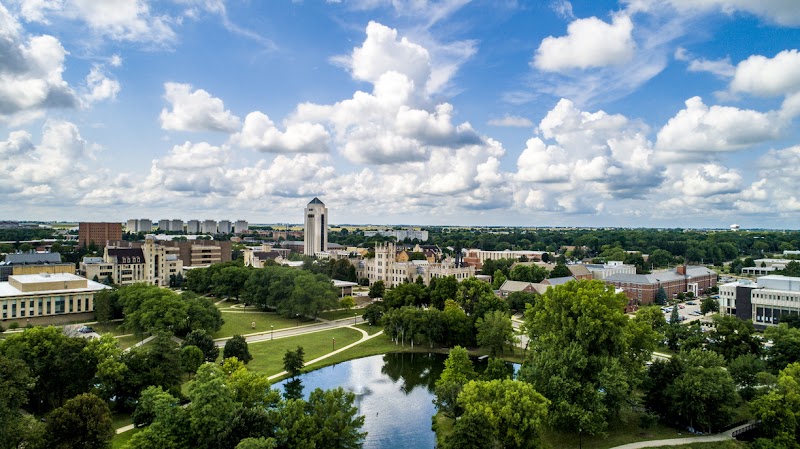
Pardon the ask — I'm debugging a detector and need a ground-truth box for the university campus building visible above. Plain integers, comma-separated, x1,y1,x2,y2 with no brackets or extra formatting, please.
0,273,110,325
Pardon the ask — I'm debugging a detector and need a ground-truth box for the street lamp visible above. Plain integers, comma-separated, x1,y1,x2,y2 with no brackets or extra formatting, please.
332,337,336,350
271,325,274,340
354,312,357,325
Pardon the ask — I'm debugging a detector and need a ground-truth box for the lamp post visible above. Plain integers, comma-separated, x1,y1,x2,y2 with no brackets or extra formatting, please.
332,337,336,350
354,312,357,325
271,325,273,340
579,428,582,449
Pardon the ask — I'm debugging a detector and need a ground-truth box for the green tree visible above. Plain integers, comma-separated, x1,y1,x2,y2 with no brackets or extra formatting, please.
283,346,305,377
483,358,512,381
182,292,224,335
224,335,253,364
492,270,507,290
180,345,204,374
519,279,655,435
728,353,767,401
475,310,516,356
548,263,572,278
666,350,739,433
700,296,719,315
305,388,367,449
339,295,355,311
434,346,476,418
765,324,800,372
429,275,458,310
750,362,800,446
448,379,549,449
384,282,428,309
635,306,667,334
361,302,385,326
0,354,44,449
368,280,385,299
45,393,114,449
93,289,121,324
708,315,761,361
236,437,277,449
182,329,219,362
284,272,338,319
187,364,237,449
655,286,668,306
507,291,537,313
132,386,178,427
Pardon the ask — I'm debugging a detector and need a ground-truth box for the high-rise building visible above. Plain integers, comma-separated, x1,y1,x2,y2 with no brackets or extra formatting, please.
170,219,184,232
303,197,328,256
234,220,248,234
186,220,200,233
78,222,122,247
126,219,152,233
157,219,170,231
201,220,217,234
218,220,232,234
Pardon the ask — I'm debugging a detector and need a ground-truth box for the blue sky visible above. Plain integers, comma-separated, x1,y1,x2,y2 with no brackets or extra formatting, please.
1,0,800,229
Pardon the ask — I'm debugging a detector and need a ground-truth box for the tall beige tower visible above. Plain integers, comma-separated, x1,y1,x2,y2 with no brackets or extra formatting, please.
303,197,328,256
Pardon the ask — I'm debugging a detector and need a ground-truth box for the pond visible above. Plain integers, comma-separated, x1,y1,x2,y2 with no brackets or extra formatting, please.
275,353,445,449
274,352,518,449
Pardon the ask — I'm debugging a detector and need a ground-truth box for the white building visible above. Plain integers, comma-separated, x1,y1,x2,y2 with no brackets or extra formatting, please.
201,220,217,234
170,219,184,232
363,228,429,242
158,219,170,231
304,197,328,256
742,258,790,276
363,242,474,288
234,220,248,234
186,220,200,233
218,220,232,234
585,261,637,280
720,275,800,327
1,273,110,322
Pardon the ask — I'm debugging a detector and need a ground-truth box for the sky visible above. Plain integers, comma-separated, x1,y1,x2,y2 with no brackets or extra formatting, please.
1,0,800,229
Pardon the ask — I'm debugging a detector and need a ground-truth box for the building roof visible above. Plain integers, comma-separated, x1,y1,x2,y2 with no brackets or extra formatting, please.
308,197,325,205
544,276,575,286
567,264,591,277
606,265,717,285
254,251,282,260
332,280,358,288
499,280,534,292
107,248,145,264
0,273,109,297
2,252,62,265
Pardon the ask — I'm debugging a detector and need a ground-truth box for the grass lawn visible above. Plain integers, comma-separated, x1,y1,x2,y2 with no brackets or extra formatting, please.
317,308,362,321
355,323,382,335
541,410,692,449
115,335,140,349
111,428,140,449
91,321,128,336
247,327,364,376
112,412,132,429
213,311,305,339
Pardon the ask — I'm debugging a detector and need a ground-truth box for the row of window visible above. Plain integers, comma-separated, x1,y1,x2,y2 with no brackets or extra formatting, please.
1,295,92,319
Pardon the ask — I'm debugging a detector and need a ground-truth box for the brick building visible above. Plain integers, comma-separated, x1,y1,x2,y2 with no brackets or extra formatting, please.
605,265,717,305
78,222,122,247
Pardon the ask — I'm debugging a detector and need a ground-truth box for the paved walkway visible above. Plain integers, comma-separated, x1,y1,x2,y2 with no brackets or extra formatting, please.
608,421,756,449
213,315,366,347
116,324,383,434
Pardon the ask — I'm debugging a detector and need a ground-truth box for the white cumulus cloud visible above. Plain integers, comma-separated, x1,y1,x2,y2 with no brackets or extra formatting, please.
730,49,800,97
534,14,636,72
159,82,240,133
232,112,330,154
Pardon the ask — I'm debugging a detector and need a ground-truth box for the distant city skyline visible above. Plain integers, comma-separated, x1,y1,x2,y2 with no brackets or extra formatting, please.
1,1,800,228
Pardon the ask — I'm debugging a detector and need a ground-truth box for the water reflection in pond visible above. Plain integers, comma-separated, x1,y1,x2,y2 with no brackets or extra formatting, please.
275,353,446,449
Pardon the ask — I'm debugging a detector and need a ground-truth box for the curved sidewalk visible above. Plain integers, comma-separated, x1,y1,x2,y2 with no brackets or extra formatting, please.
608,421,756,449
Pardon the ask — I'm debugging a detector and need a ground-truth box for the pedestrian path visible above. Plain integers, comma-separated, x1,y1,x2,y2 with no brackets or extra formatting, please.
608,421,756,449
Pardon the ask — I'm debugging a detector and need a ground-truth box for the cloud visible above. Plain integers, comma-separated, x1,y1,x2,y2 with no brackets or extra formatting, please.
534,14,636,72
158,141,230,170
513,99,664,212
672,164,742,197
655,96,780,156
0,120,100,201
82,66,121,104
9,0,177,44
551,0,575,20
488,115,534,127
0,4,77,122
658,0,800,27
232,112,330,154
675,47,735,78
730,49,800,97
159,82,240,133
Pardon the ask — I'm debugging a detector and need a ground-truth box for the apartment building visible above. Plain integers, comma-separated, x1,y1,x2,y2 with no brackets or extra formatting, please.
78,222,122,247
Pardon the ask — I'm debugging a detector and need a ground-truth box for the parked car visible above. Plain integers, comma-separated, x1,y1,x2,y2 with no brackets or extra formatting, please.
679,304,685,309
78,326,94,334
686,301,696,305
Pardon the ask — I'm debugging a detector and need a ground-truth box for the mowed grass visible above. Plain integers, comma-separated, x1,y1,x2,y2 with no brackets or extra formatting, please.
213,310,306,339
647,442,747,449
111,428,140,449
247,327,363,376
540,410,691,449
115,335,140,349
317,308,362,321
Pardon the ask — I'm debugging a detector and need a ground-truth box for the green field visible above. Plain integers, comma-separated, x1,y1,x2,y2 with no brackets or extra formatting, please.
648,442,747,449
212,310,307,339
247,327,364,376
111,428,140,449
317,308,362,321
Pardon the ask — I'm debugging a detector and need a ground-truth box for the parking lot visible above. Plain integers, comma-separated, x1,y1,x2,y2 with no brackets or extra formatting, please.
660,299,712,324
